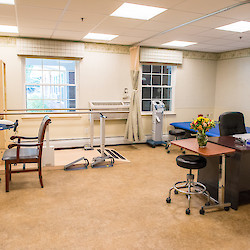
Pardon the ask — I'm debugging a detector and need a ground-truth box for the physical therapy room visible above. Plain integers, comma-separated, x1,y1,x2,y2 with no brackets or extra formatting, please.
0,0,250,249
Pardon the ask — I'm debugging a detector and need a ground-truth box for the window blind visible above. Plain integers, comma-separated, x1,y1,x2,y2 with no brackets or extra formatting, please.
17,38,84,59
140,47,183,64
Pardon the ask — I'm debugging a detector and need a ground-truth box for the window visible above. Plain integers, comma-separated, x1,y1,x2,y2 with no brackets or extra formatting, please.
25,58,77,110
141,64,176,112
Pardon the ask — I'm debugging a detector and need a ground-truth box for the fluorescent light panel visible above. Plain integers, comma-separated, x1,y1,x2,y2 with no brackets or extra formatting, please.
110,3,166,20
0,25,18,33
84,33,118,41
162,41,197,47
216,21,250,33
0,0,15,5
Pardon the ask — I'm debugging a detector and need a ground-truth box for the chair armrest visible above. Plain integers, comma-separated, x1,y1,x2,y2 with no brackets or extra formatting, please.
8,143,41,149
10,136,38,140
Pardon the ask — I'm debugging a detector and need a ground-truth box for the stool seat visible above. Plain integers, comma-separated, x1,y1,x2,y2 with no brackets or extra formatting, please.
176,155,207,170
169,129,185,136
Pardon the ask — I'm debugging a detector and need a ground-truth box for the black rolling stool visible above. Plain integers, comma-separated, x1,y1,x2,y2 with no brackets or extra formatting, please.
166,129,186,153
166,155,211,215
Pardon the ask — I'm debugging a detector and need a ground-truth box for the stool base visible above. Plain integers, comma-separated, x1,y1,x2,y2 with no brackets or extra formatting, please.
166,174,211,215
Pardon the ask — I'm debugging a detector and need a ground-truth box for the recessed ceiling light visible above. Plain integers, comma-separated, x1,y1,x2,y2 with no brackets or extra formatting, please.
162,41,197,47
0,25,18,33
110,3,166,20
84,33,118,41
216,21,250,33
0,0,15,5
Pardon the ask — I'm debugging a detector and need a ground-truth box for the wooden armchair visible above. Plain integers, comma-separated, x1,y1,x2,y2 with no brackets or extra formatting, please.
2,115,51,192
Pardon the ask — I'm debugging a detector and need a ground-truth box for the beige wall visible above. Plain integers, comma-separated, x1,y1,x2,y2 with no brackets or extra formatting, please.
214,56,250,125
0,38,218,143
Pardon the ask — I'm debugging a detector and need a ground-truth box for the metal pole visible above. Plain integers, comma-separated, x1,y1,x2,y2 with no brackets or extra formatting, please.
100,113,106,157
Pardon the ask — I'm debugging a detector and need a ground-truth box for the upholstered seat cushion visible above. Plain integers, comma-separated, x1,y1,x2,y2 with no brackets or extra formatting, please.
176,155,206,170
169,129,185,136
2,148,39,161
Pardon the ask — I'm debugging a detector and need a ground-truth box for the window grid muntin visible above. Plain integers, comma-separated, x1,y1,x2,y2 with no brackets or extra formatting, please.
142,64,173,112
25,58,76,110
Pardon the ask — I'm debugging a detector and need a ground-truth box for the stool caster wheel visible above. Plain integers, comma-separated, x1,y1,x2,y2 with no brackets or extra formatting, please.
186,208,190,215
205,202,210,206
166,197,171,203
182,151,186,154
199,208,205,215
224,207,230,211
165,145,169,150
167,150,170,153
174,190,178,195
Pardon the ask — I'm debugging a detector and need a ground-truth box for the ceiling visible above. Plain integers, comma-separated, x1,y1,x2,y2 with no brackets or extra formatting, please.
1,0,250,52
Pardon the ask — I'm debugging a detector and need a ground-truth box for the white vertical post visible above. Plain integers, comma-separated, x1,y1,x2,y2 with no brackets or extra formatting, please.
100,113,105,157
89,113,94,148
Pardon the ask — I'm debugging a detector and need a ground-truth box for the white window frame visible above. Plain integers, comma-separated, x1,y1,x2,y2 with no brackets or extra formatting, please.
22,57,80,111
140,63,176,115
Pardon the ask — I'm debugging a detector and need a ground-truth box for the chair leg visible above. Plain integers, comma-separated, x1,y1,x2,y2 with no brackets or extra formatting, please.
38,161,43,188
5,162,10,192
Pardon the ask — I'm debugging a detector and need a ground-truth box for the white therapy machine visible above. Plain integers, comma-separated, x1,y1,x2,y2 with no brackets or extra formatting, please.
146,100,167,148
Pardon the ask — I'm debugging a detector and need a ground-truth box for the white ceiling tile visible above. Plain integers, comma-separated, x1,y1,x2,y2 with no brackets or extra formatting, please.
118,28,157,37
16,5,63,21
202,38,237,45
56,22,96,33
222,32,250,41
0,4,15,17
18,19,57,29
19,27,53,37
68,0,121,15
0,16,16,26
136,21,171,32
216,3,250,20
52,30,85,40
15,0,68,9
108,35,143,45
92,25,157,38
61,11,106,24
203,45,241,52
196,28,234,38
192,16,238,28
151,9,202,23
172,0,238,14
97,16,146,29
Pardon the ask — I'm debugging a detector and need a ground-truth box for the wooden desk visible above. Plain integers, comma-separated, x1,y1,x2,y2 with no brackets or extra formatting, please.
207,136,250,209
171,138,235,212
172,138,235,156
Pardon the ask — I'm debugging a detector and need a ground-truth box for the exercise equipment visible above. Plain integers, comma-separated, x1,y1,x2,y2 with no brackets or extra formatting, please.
146,100,167,148
64,156,89,171
91,113,114,168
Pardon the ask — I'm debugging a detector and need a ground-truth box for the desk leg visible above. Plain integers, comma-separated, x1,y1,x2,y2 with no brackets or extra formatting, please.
203,154,231,212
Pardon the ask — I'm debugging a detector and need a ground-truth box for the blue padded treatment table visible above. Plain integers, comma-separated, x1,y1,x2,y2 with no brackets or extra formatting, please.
170,122,250,137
